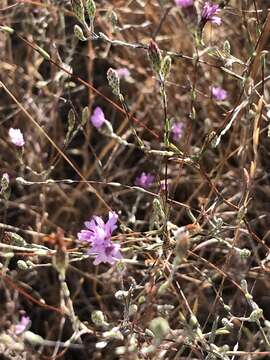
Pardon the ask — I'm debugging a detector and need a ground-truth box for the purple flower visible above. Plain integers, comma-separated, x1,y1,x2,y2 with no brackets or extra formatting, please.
174,0,193,7
77,212,122,265
8,128,24,147
211,86,228,101
116,67,130,78
201,2,221,25
15,316,30,335
135,172,155,189
171,122,184,142
90,107,106,128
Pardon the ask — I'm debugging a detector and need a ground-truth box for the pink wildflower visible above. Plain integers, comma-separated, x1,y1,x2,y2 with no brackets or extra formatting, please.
171,122,184,142
8,128,24,147
90,107,106,128
135,172,154,189
174,0,193,8
116,67,130,78
15,316,30,335
77,212,122,265
201,2,221,26
211,86,228,101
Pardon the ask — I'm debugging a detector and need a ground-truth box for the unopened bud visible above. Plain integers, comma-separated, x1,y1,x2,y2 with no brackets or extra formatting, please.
91,310,107,326
74,25,87,41
86,0,96,20
249,308,263,322
149,317,170,342
103,327,124,340
160,55,171,79
221,318,234,330
72,0,85,24
100,120,114,136
190,314,199,327
17,260,29,270
24,331,44,345
0,173,10,200
115,290,129,300
148,40,162,74
239,248,251,259
1,173,9,192
107,68,120,97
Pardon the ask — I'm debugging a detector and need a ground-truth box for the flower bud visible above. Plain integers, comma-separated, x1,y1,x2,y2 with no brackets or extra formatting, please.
115,290,129,300
74,25,87,41
24,331,44,345
239,248,251,259
0,173,10,200
86,0,96,20
107,68,121,97
103,327,124,340
160,55,172,79
249,308,263,322
1,173,9,192
81,106,90,126
221,318,234,330
91,310,107,326
72,0,85,24
149,317,170,342
148,40,162,73
17,260,29,270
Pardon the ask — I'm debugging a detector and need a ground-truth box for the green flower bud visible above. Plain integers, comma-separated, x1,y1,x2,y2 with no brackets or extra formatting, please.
17,260,29,270
7,232,27,247
1,173,9,192
81,106,90,126
149,317,170,342
107,68,120,97
160,55,171,79
221,318,234,330
148,40,162,74
91,310,107,326
239,248,251,259
249,308,263,322
74,25,87,41
103,327,124,340
72,0,85,24
86,0,96,20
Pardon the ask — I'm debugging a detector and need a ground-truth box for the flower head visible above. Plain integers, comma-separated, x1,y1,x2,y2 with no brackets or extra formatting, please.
15,315,30,335
201,2,221,26
8,128,24,147
90,107,106,128
116,67,130,78
171,122,184,142
135,172,154,189
211,86,227,101
77,212,122,265
174,0,193,8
